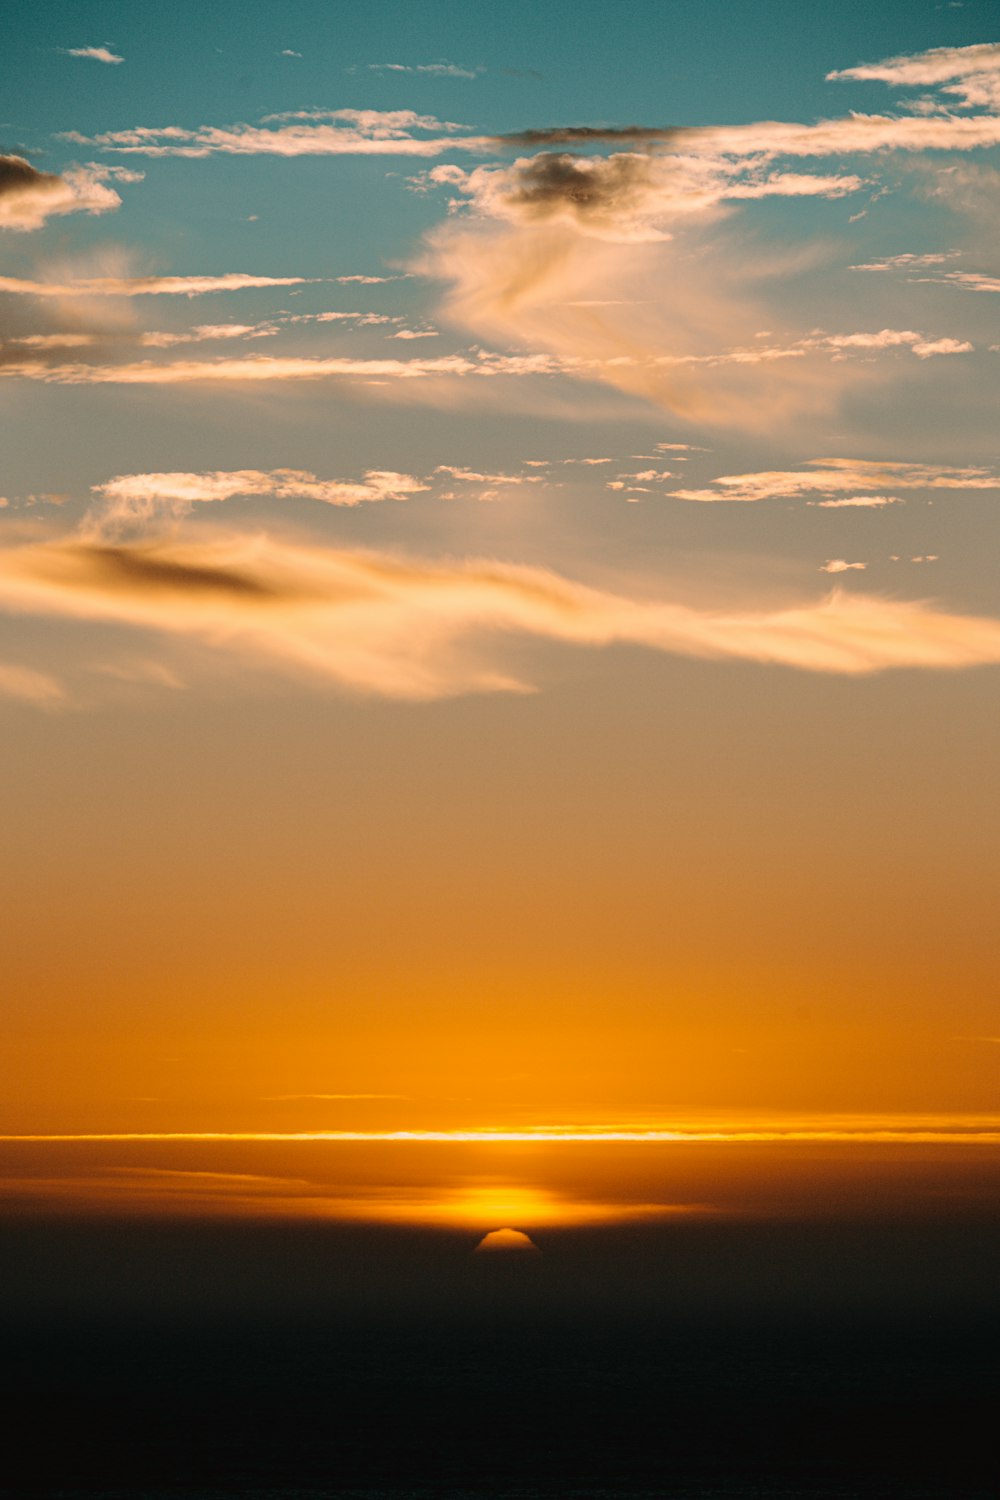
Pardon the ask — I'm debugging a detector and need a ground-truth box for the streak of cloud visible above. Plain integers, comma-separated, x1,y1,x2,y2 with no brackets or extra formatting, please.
4,532,1000,698
0,271,319,297
61,44,124,64
671,459,1000,502
87,468,428,534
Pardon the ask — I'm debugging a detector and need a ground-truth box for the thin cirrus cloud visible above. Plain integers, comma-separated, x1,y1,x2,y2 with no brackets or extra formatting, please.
368,62,482,79
0,351,573,385
0,271,320,297
4,532,1000,699
670,458,1000,503
0,155,138,232
63,109,488,159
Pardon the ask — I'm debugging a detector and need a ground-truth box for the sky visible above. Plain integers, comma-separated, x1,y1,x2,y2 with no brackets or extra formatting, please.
2,0,1000,1226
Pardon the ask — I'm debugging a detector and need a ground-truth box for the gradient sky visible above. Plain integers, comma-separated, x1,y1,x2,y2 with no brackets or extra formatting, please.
3,0,1000,1188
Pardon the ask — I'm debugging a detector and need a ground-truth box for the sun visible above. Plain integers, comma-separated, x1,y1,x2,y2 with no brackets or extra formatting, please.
473,1228,541,1254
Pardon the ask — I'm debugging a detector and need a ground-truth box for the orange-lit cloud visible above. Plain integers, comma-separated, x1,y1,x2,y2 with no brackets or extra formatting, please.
671,458,1000,503
0,155,138,232
0,271,318,297
64,109,487,158
4,532,1000,696
828,41,1000,110
88,469,428,534
0,661,64,705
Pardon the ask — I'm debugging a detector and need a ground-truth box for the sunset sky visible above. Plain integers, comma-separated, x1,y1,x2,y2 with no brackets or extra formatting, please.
3,1,1000,1228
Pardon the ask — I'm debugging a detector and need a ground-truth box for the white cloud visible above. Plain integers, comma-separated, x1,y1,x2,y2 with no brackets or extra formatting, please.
0,271,318,297
88,468,428,534
0,350,575,386
368,62,481,80
62,45,124,64
671,459,1000,503
828,41,1000,110
809,496,904,508
910,336,974,357
66,110,485,159
850,251,962,272
0,155,138,232
820,559,867,573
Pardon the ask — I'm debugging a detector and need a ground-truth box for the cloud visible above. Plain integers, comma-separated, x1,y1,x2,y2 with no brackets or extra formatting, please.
369,62,481,80
820,559,867,573
87,468,427,534
421,214,959,427
828,41,1000,110
4,532,1000,698
0,155,137,231
141,322,279,347
66,109,486,159
0,350,572,385
916,270,1000,294
433,464,546,499
61,44,124,64
0,271,318,297
492,109,1000,159
809,496,904,508
431,153,865,242
851,251,962,271
909,336,973,357
671,458,1000,502
0,661,64,704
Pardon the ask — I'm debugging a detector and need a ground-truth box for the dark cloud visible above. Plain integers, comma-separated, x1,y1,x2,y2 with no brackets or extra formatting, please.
483,151,661,221
53,544,287,601
0,154,61,198
494,125,676,147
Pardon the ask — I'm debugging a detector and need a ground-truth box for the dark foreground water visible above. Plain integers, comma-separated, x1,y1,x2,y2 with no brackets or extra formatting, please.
2,1215,998,1498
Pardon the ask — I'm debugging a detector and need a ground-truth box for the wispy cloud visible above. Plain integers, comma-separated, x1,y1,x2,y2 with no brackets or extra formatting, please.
671,459,1000,503
0,661,64,705
0,155,138,232
368,61,482,80
828,41,1000,110
4,532,1000,698
66,109,486,159
0,350,572,385
820,559,867,573
61,44,124,64
851,251,962,272
87,468,428,534
0,271,318,297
